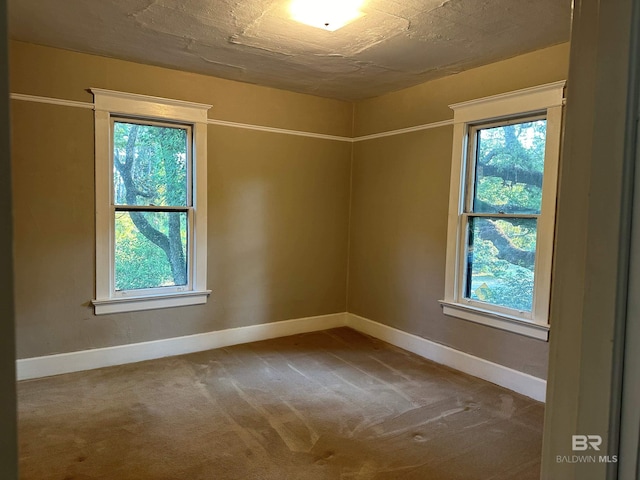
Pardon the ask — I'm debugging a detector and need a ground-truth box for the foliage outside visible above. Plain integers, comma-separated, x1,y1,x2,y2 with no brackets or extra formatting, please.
113,121,189,291
110,118,545,305
465,120,546,312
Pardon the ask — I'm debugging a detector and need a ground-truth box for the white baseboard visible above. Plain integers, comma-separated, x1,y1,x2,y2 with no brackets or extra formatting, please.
345,313,547,402
16,311,546,402
16,312,347,381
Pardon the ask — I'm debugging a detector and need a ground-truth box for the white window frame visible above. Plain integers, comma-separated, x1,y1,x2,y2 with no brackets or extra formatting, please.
91,89,211,315
440,81,565,341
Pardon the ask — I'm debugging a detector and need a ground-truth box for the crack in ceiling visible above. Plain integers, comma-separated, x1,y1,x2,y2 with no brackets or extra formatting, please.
8,0,572,100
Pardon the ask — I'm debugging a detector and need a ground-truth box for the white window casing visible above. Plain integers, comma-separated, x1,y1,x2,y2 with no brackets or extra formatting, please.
440,81,565,341
91,89,212,315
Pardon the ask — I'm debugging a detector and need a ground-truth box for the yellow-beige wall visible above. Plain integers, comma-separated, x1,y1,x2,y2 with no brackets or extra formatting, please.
10,40,570,380
10,41,352,358
348,43,570,379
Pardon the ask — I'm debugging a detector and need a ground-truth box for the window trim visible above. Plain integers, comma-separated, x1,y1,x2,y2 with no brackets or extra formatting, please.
440,81,565,341
91,89,212,315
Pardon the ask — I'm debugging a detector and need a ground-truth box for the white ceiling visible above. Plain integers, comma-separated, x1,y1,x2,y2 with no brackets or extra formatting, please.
8,0,572,101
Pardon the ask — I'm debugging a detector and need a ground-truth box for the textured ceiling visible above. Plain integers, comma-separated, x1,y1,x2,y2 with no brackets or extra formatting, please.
8,0,572,101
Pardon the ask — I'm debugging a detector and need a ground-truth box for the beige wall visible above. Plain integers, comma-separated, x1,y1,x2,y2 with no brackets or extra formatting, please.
354,43,570,137
11,40,571,381
10,41,353,137
348,43,570,379
10,41,352,358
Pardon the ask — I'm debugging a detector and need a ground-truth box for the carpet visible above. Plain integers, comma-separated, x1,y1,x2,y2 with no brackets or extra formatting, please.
18,327,543,479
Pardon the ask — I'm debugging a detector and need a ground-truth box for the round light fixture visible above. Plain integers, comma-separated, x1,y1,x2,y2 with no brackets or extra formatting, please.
289,0,366,31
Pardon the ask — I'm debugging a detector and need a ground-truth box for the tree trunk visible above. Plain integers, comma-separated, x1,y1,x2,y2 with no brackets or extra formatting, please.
167,213,186,285
478,220,535,268
478,163,543,189
161,129,187,285
116,124,185,286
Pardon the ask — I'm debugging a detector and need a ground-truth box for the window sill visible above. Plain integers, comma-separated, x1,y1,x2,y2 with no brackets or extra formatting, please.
439,300,549,341
92,290,211,315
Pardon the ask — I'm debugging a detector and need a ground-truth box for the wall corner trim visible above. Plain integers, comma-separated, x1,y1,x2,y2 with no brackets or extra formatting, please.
16,312,546,402
346,313,547,402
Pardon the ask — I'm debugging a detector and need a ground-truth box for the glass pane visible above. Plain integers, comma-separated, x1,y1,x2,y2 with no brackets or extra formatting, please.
113,121,188,207
115,211,188,291
472,120,546,214
464,217,537,312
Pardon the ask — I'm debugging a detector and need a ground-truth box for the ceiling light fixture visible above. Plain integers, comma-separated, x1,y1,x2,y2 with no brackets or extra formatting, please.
289,0,366,32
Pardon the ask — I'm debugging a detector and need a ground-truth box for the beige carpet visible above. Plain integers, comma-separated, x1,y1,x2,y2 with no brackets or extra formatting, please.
18,328,543,479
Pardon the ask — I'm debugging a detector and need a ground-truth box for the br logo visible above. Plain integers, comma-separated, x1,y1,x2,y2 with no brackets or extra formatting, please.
572,435,602,451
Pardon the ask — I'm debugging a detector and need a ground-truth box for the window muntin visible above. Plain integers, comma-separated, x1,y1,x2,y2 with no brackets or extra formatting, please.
111,119,193,295
461,117,546,314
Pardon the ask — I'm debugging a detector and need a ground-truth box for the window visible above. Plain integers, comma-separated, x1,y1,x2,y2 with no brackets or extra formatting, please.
441,82,565,340
91,89,211,315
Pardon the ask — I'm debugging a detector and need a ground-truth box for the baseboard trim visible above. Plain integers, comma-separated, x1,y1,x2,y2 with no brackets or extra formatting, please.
16,313,347,381
16,312,546,402
345,313,547,402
